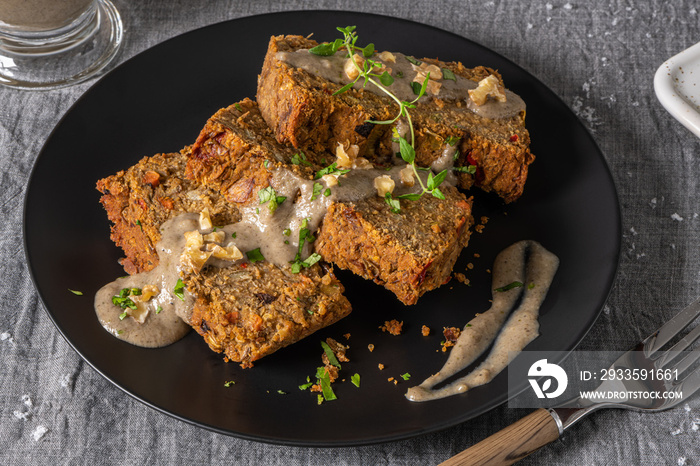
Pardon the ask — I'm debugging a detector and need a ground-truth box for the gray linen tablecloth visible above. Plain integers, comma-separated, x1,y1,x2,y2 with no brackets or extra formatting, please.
2,0,700,464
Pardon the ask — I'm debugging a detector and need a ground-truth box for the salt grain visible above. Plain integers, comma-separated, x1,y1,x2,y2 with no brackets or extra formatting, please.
31,425,48,441
13,410,30,421
671,427,683,436
678,457,687,466
22,395,32,408
60,374,72,388
671,213,684,221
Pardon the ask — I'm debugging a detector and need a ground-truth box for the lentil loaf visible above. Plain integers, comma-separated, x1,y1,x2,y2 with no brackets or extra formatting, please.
186,99,473,305
256,35,534,203
96,149,351,367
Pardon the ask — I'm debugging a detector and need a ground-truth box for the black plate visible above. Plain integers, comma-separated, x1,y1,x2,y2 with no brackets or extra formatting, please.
23,11,620,446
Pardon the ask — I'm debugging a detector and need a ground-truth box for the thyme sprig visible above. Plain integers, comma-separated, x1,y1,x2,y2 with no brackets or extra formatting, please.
310,26,450,212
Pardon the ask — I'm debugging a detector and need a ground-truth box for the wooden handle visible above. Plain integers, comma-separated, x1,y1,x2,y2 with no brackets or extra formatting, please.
439,408,560,466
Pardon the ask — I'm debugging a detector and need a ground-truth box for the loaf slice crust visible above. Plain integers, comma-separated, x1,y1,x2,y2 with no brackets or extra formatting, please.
186,99,473,305
256,35,534,203
96,149,351,367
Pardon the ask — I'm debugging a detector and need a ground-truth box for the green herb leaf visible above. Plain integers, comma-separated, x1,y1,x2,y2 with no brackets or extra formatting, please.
234,103,244,112
384,192,401,214
224,380,235,387
321,341,341,368
401,373,411,381
299,380,314,390
351,373,360,388
445,135,460,146
311,182,324,201
495,281,524,292
258,186,286,213
395,70,404,78
112,288,138,310
432,169,448,189
431,187,446,200
397,192,422,201
282,228,291,236
397,136,415,164
119,311,128,321
319,373,337,401
405,55,422,66
291,151,312,166
173,279,186,301
315,162,350,179
303,253,322,268
363,42,375,57
309,42,338,56
324,188,332,197
277,390,287,395
442,68,456,81
333,81,355,96
68,289,83,296
379,70,394,87
246,248,265,263
453,165,477,174
411,81,423,95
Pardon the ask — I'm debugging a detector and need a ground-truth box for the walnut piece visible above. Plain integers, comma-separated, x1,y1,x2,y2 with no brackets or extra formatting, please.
468,74,507,106
374,175,395,198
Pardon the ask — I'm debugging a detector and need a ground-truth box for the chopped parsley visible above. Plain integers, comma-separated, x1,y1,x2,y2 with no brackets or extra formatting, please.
441,68,456,81
405,55,422,66
310,182,324,201
445,135,460,146
400,373,411,381
314,162,350,179
246,248,265,263
351,373,361,388
453,165,477,174
258,186,286,213
299,376,314,390
384,192,401,214
321,341,341,368
155,305,163,314
224,380,235,387
173,279,186,301
291,151,312,166
316,366,337,402
231,232,237,239
112,287,139,310
290,219,320,273
118,311,128,320
495,281,524,292
68,289,83,296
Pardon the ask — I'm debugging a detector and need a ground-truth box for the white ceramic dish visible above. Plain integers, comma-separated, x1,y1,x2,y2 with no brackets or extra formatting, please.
655,42,700,138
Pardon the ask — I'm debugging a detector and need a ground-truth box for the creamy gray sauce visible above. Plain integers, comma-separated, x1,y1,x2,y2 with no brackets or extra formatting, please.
406,240,559,402
277,49,526,120
94,214,200,348
95,163,431,347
